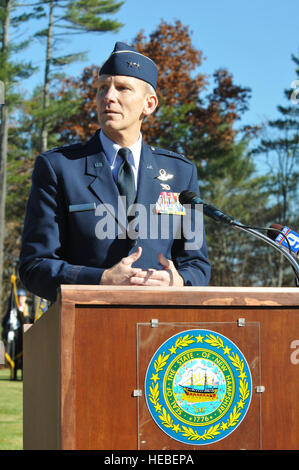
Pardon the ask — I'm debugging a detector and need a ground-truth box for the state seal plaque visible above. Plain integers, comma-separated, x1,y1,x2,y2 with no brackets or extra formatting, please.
145,329,252,445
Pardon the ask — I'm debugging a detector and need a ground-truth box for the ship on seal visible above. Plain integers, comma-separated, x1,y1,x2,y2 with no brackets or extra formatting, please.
179,369,219,401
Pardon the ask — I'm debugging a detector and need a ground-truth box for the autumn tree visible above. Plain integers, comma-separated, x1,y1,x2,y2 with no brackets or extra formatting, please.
131,22,259,175
52,21,257,153
51,65,99,143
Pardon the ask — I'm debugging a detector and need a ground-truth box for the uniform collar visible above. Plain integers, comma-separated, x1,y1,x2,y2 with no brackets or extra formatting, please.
99,129,142,169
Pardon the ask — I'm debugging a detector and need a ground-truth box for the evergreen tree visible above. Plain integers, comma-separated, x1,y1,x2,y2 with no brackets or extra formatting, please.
0,0,38,312
201,144,272,286
29,0,124,152
253,53,299,285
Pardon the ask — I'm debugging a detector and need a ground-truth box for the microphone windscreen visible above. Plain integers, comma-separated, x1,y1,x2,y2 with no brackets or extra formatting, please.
179,190,197,205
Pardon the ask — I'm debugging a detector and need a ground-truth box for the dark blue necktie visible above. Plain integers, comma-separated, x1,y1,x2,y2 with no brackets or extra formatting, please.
117,147,136,210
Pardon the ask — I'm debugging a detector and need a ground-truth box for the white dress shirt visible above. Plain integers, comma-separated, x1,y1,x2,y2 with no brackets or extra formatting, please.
99,130,142,189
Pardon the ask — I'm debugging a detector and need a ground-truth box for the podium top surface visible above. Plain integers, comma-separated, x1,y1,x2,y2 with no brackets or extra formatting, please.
59,285,299,307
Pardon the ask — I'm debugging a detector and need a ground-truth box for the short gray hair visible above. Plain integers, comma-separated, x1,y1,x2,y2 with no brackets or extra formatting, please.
97,73,157,98
145,81,157,98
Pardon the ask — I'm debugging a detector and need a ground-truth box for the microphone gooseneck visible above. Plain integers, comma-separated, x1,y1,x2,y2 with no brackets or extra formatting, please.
179,190,237,225
179,190,299,286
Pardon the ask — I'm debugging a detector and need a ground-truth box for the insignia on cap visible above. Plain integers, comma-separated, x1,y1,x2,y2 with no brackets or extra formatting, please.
127,61,141,69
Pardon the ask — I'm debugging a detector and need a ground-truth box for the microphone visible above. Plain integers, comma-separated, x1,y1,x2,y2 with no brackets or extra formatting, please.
179,190,299,285
179,190,238,225
267,224,299,256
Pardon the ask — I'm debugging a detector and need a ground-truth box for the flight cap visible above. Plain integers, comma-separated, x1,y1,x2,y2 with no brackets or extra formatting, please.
99,42,158,91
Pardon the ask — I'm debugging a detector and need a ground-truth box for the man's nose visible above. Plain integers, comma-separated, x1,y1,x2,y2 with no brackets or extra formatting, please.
103,85,117,101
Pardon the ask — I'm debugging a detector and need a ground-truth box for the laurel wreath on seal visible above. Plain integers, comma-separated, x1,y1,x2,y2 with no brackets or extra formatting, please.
148,333,250,441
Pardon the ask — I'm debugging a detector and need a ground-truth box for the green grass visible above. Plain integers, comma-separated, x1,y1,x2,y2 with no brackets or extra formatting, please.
0,368,23,450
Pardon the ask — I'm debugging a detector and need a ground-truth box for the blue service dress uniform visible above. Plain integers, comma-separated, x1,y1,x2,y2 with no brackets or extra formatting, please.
19,130,211,302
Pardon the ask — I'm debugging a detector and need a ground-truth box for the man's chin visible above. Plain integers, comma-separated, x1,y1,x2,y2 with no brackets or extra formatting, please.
100,119,123,132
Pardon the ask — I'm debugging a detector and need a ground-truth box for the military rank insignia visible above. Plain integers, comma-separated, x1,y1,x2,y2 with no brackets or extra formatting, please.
155,192,186,215
145,329,252,445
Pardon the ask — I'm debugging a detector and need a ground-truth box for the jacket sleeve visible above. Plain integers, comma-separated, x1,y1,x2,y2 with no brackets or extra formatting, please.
19,155,104,302
172,162,211,286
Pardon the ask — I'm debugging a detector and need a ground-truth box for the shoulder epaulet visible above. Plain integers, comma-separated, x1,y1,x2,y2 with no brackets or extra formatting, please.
149,146,191,164
40,141,85,158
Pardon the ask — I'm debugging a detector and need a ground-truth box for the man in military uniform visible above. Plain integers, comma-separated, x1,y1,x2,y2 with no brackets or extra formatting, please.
19,42,210,302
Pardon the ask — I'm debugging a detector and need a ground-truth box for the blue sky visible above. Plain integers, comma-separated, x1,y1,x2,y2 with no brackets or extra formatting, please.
22,0,298,128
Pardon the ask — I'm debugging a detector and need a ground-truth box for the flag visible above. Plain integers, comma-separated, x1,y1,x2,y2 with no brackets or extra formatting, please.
1,275,23,380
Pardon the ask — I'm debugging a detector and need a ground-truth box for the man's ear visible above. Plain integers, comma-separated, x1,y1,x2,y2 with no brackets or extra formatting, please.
143,94,158,117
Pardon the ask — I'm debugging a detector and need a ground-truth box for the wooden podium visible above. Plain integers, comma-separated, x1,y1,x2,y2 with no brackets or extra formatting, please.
23,286,299,450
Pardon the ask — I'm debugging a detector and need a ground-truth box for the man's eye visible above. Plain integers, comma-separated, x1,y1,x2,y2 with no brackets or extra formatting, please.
118,85,130,91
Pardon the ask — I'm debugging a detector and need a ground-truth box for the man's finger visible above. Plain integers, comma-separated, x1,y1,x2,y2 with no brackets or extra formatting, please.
158,252,173,269
130,269,169,284
122,246,142,265
130,269,156,278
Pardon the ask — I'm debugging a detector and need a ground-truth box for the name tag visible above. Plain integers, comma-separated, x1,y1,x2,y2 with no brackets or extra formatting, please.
69,203,96,213
155,192,185,215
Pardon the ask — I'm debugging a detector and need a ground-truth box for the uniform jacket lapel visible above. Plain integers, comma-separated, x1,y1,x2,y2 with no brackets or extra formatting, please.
84,135,163,220
84,131,126,223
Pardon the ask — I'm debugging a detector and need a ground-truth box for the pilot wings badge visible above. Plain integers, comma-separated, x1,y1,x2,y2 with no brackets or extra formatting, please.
157,169,173,181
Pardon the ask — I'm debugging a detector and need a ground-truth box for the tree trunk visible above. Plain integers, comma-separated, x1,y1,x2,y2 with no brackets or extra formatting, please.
0,0,11,314
40,0,54,153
